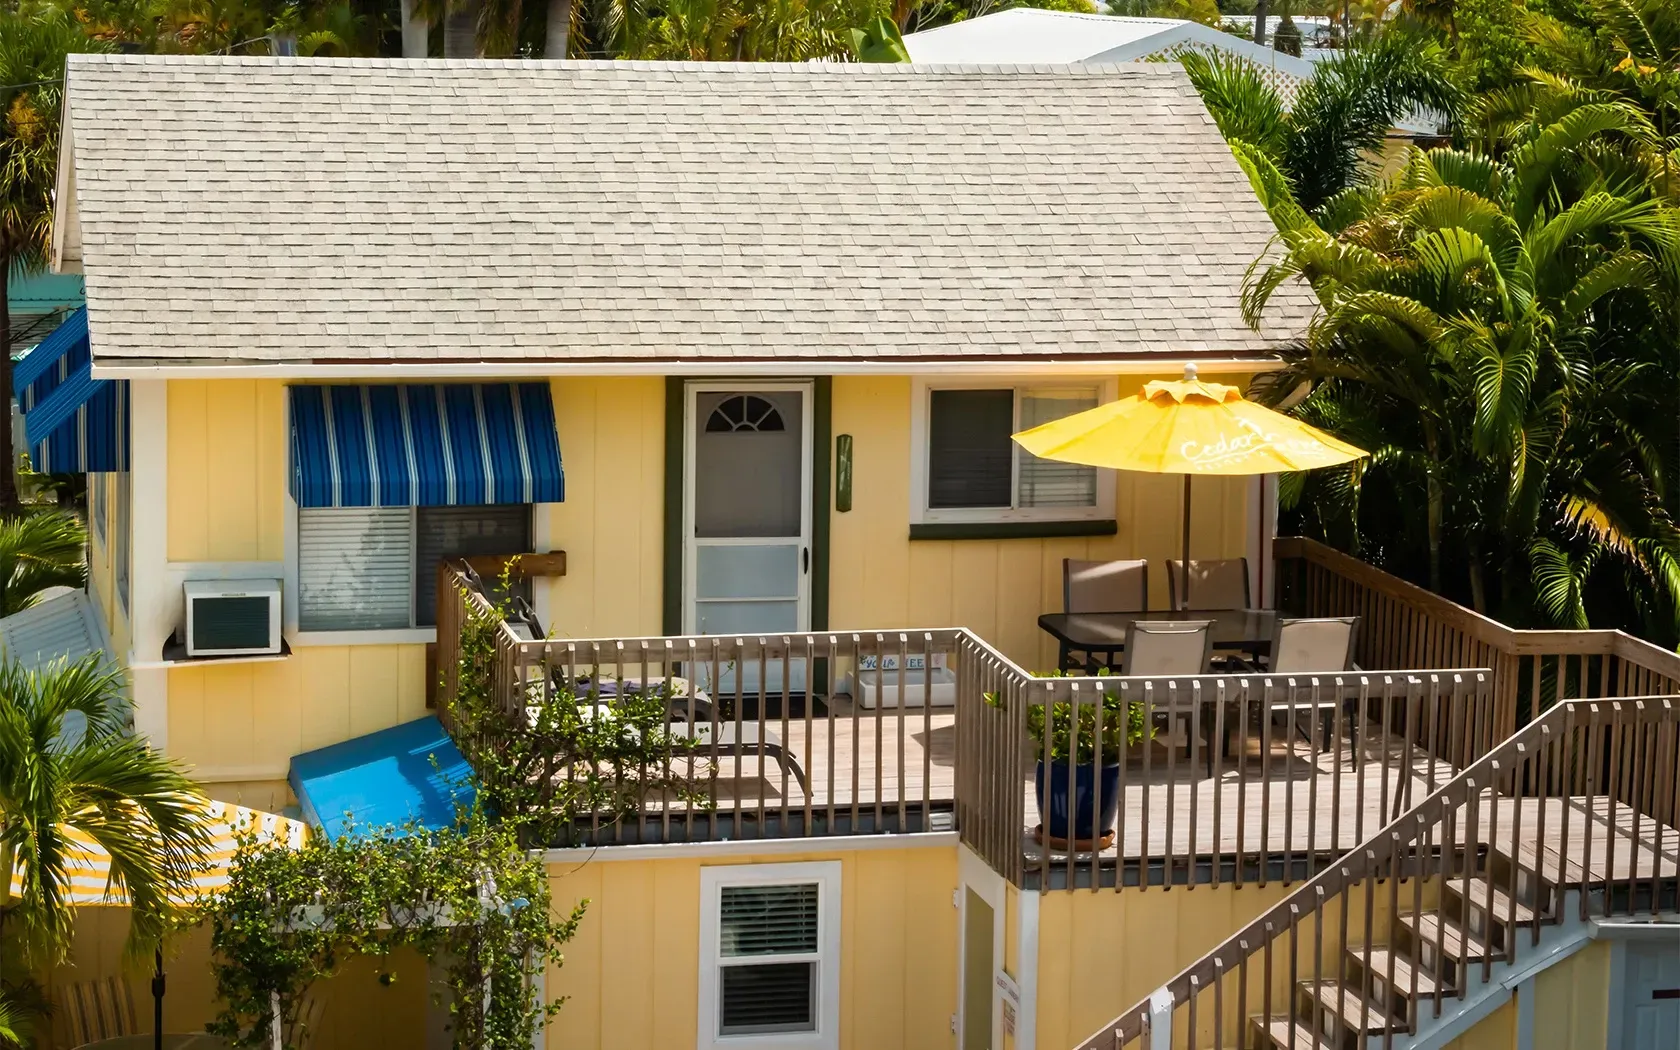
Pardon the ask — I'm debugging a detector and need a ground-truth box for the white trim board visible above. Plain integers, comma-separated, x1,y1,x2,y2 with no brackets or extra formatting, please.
698,860,842,1050
90,357,1281,381
541,831,958,864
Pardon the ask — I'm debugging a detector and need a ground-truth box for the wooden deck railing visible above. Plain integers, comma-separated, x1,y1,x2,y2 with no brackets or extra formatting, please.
1276,537,1680,737
1075,694,1680,1050
986,668,1495,891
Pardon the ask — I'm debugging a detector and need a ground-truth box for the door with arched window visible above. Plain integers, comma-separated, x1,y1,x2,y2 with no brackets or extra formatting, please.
683,383,813,643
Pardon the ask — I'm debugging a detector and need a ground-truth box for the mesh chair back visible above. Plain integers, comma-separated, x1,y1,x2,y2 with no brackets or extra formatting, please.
1124,620,1213,676
1270,617,1359,674
59,976,138,1047
1166,558,1251,610
1063,558,1148,613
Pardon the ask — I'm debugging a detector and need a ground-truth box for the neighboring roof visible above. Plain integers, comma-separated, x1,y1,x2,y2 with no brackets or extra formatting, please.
288,716,477,841
58,55,1314,370
0,589,115,675
0,589,122,745
904,10,1319,93
8,268,84,354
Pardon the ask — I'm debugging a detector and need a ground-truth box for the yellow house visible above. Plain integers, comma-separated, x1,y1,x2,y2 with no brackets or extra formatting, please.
37,53,1678,1050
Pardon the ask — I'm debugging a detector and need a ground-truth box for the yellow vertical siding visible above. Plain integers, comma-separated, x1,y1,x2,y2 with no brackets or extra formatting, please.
1526,940,1609,1050
538,377,666,637
1444,1000,1516,1050
830,375,1253,669
546,845,958,1050
166,644,426,782
1035,879,1429,1050
167,378,287,563
51,909,427,1050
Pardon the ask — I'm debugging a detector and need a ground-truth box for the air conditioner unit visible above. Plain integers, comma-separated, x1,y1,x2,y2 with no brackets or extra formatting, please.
183,579,282,657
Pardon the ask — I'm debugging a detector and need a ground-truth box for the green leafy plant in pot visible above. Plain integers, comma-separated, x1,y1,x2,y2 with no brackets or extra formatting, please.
1023,674,1150,849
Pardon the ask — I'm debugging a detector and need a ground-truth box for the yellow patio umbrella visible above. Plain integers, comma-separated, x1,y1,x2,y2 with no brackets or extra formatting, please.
8,799,310,1049
1013,364,1367,608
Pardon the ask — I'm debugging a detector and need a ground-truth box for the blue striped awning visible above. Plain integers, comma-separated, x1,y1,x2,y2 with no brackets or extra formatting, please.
15,308,128,473
289,383,564,508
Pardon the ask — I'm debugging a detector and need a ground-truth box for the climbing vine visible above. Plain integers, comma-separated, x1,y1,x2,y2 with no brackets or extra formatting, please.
444,567,712,847
204,569,713,1048
203,806,580,1049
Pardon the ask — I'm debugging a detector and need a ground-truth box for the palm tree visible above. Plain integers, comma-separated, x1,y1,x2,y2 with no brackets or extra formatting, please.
0,9,96,513
1182,30,1465,214
0,655,213,966
0,511,87,618
1242,120,1680,636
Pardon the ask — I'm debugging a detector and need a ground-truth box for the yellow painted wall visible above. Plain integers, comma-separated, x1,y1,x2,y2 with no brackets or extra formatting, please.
830,375,1254,669
1038,879,1428,1050
50,909,426,1050
1529,941,1609,1049
167,379,288,563
536,377,666,637
1444,1000,1515,1050
547,845,958,1050
86,471,128,659
166,643,427,784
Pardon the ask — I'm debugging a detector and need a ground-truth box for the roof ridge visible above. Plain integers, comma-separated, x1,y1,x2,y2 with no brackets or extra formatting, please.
65,53,1183,76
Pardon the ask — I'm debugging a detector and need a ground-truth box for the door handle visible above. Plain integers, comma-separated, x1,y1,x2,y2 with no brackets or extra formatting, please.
803,547,810,574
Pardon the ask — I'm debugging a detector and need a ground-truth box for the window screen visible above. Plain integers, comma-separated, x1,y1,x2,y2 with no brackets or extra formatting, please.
1017,389,1099,508
717,883,820,1036
414,505,531,627
927,389,1013,509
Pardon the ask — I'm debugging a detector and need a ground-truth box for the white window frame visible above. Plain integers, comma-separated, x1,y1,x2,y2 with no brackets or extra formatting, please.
909,376,1118,526
698,861,842,1050
89,472,106,543
283,498,531,647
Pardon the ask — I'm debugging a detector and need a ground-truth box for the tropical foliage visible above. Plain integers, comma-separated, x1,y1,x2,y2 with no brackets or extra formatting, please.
0,655,212,965
0,510,88,617
1222,0,1680,642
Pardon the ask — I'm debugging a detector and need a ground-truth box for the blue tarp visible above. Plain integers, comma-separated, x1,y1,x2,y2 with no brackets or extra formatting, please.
287,715,478,841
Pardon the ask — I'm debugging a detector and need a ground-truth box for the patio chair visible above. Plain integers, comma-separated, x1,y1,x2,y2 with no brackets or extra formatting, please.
1262,616,1362,751
1063,558,1148,614
569,674,811,794
58,975,138,1048
447,564,812,797
1165,557,1251,611
1124,620,1215,770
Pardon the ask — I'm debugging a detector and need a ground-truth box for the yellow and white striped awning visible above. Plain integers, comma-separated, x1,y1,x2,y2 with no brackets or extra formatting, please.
7,799,310,906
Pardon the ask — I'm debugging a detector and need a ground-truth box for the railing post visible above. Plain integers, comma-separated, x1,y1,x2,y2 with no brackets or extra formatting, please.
1146,987,1173,1050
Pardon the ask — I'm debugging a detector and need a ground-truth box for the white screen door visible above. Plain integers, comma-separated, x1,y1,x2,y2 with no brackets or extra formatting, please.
684,383,812,641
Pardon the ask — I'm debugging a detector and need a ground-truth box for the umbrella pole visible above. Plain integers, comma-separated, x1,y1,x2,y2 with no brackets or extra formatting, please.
153,945,165,1050
1181,475,1192,610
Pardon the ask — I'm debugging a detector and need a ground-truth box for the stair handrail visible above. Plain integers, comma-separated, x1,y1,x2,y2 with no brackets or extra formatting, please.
1073,694,1680,1050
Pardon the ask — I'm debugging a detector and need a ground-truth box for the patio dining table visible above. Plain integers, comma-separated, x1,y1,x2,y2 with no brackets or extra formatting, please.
1037,608,1278,674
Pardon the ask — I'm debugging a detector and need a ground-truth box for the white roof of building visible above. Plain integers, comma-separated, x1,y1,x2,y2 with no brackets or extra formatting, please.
904,9,1319,86
56,56,1314,370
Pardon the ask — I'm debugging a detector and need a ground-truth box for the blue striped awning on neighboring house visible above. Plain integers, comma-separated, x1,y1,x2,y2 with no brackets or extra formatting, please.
14,308,128,473
289,383,564,508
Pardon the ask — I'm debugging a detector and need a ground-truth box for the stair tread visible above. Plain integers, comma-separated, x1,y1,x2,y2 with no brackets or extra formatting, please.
1250,1015,1336,1050
1457,881,1538,923
1298,980,1399,1031
1399,911,1496,960
1364,948,1453,998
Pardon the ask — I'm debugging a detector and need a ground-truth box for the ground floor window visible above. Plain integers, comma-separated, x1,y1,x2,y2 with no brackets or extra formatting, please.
296,504,530,632
699,861,841,1050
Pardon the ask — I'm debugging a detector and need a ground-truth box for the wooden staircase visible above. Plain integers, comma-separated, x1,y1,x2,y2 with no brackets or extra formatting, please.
1248,847,1550,1050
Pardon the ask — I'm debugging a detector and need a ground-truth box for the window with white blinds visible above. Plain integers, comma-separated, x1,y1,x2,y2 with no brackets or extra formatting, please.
1017,389,1099,508
700,864,839,1050
297,507,414,631
918,383,1106,523
296,505,532,633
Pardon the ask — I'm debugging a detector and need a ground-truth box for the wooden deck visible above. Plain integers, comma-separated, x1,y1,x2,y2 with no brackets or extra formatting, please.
680,702,1680,887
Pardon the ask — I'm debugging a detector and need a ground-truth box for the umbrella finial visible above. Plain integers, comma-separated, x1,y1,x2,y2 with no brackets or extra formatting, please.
1183,362,1198,382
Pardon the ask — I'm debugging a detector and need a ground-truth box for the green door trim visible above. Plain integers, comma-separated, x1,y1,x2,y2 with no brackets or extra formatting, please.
661,376,831,636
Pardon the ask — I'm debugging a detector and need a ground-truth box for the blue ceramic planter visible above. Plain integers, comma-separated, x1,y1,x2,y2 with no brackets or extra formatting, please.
1035,760,1122,844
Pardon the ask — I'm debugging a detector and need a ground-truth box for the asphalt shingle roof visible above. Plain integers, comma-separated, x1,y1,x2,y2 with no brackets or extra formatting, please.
61,55,1314,369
